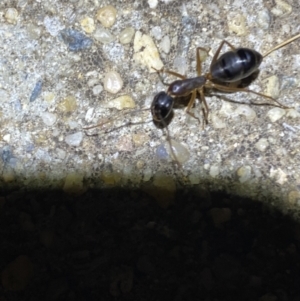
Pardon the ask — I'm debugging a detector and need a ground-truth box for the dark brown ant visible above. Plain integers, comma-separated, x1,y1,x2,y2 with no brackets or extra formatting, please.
153,33,300,124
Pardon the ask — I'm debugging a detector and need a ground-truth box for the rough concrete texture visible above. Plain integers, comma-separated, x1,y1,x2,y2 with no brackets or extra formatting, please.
0,0,300,215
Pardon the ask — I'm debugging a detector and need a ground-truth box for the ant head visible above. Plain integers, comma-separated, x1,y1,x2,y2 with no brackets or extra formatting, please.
151,91,174,122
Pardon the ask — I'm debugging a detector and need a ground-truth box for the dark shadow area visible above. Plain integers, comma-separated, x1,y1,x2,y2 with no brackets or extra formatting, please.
0,187,300,300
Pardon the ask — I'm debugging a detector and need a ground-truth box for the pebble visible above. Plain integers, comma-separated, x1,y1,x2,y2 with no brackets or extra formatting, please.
116,135,133,152
80,16,95,33
148,0,158,8
30,80,43,102
94,28,115,43
65,131,83,146
60,29,93,51
132,132,149,146
159,35,171,54
288,191,300,205
237,165,252,183
105,95,135,110
5,8,19,24
92,84,103,96
286,109,300,119
150,26,162,40
233,105,257,121
255,138,269,152
165,139,190,164
209,165,220,178
256,9,271,30
227,12,248,36
263,75,280,98
58,95,77,113
1,255,34,290
119,27,135,44
63,173,85,195
103,71,123,94
40,112,57,126
267,107,286,122
211,113,226,129
96,5,117,28
133,31,164,73
271,0,292,16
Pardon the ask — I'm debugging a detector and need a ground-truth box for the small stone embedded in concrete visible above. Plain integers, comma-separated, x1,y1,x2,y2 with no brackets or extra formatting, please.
5,8,19,24
227,12,248,36
270,167,287,185
286,109,300,119
237,165,252,183
148,0,158,8
263,75,280,98
30,80,42,102
103,71,123,94
150,26,162,40
288,191,300,205
211,113,226,129
271,0,292,16
40,112,57,126
234,105,257,121
159,35,171,54
209,165,220,178
80,16,95,33
267,107,286,122
116,135,134,152
92,84,103,96
133,31,164,73
63,173,85,195
165,139,190,164
58,95,77,113
96,5,117,28
119,27,135,44
132,132,150,147
94,28,115,43
65,132,83,146
255,138,269,152
256,9,271,30
60,29,93,51
105,95,135,110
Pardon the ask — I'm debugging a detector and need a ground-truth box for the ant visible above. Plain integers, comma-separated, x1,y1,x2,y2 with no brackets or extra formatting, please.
152,33,300,125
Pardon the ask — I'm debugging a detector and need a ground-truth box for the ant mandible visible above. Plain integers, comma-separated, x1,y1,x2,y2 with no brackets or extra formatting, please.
152,33,300,126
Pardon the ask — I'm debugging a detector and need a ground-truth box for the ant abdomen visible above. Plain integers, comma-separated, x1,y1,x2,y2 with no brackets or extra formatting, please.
210,48,263,82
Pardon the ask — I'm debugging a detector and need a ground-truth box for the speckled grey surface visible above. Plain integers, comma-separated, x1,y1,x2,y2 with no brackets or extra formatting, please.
1,0,300,215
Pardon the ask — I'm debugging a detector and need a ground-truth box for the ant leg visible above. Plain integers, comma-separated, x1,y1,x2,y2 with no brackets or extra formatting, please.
199,89,209,126
196,47,210,76
185,90,201,124
152,66,186,86
207,82,290,109
210,40,237,67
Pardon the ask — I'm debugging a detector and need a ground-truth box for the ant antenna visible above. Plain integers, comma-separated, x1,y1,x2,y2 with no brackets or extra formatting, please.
263,33,300,58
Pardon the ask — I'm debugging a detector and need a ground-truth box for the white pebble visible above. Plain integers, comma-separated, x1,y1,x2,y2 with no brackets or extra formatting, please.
237,166,252,183
65,132,83,146
96,5,117,28
255,138,269,152
80,16,95,33
234,105,257,121
106,95,135,110
227,12,248,36
40,112,57,126
267,107,286,122
5,8,19,24
166,139,190,164
85,108,94,122
133,31,164,73
103,71,123,94
148,0,158,8
150,26,162,40
263,75,280,98
94,28,115,43
119,27,135,44
92,84,103,96
211,113,226,129
209,165,220,178
159,35,171,54
256,9,270,30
